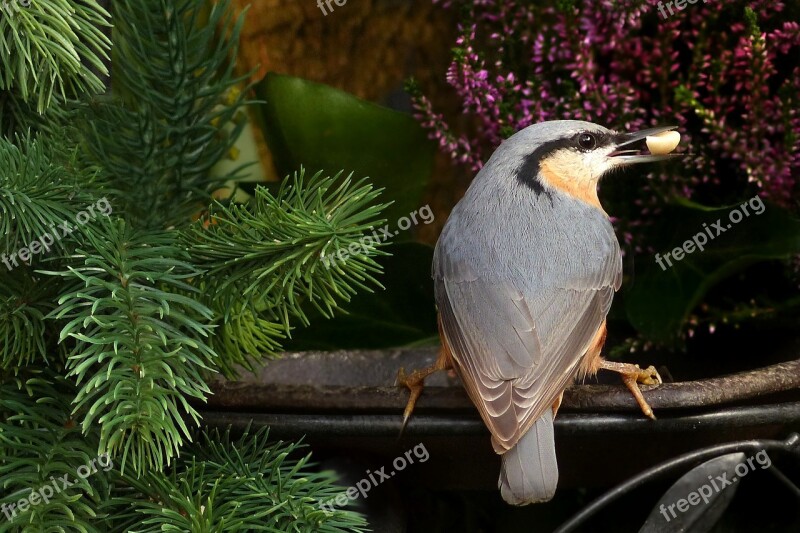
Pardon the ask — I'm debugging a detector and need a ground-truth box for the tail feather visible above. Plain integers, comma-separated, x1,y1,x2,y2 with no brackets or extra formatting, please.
498,409,558,505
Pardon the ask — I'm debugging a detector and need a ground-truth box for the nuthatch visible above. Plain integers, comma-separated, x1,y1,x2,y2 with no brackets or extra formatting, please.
398,120,681,505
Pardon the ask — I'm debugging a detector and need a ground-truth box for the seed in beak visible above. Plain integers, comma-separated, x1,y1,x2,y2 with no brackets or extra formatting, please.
645,130,681,156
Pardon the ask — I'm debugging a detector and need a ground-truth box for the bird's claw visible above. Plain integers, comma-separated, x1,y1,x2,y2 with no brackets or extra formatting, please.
396,367,425,436
633,364,662,386
396,353,452,436
620,365,660,420
599,360,661,420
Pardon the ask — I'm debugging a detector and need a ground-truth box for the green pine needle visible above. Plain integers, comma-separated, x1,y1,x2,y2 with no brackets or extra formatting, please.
80,0,251,229
0,1,386,529
210,305,286,377
0,372,112,532
0,268,55,370
47,219,218,476
104,426,368,533
186,169,391,327
0,0,111,114
183,169,391,375
0,133,104,257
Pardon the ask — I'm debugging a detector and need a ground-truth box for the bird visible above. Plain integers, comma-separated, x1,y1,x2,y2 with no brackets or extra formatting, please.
397,120,681,506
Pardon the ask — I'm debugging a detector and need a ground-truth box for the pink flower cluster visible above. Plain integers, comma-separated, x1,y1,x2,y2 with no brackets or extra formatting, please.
415,0,800,213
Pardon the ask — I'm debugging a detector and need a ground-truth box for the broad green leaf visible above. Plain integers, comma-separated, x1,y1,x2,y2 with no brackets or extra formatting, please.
625,198,800,344
254,73,435,225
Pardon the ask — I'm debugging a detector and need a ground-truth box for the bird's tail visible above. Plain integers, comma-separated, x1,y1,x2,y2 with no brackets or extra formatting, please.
498,408,558,505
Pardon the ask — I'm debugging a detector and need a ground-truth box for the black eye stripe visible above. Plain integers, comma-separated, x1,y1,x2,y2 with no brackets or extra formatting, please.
516,130,614,192
575,131,613,151
521,131,613,166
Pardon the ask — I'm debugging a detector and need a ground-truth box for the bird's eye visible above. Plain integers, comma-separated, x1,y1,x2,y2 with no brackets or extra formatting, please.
578,133,597,150
577,133,597,150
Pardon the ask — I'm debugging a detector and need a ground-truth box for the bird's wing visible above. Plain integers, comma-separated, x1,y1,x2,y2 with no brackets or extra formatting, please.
435,250,620,452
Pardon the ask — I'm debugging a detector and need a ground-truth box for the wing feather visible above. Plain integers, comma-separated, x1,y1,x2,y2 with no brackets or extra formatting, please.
435,234,621,452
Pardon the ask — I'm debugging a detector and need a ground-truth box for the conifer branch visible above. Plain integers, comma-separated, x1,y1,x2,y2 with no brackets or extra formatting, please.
81,0,250,229
0,0,110,114
0,372,111,531
0,268,56,370
183,169,390,374
104,426,368,533
48,219,217,475
0,134,104,256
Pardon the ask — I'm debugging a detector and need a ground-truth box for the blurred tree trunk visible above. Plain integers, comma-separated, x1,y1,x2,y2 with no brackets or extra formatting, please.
230,0,454,102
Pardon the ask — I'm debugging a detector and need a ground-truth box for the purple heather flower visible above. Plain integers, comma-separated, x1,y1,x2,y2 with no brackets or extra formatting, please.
414,0,799,218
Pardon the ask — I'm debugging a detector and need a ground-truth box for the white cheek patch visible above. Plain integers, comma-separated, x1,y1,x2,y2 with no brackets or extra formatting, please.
584,149,614,181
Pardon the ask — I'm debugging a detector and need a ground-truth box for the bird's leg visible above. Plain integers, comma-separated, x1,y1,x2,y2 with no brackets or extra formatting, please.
396,347,452,433
599,360,662,420
552,392,564,418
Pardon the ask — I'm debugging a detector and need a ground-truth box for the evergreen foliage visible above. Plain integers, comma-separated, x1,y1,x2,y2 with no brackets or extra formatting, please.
104,427,368,532
48,220,217,476
0,0,110,133
82,0,249,229
0,1,382,530
0,373,111,532
184,169,389,375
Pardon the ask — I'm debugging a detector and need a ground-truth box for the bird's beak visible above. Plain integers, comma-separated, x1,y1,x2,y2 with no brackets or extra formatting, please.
607,125,683,165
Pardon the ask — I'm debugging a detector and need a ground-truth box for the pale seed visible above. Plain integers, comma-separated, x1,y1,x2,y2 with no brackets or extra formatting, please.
646,130,681,155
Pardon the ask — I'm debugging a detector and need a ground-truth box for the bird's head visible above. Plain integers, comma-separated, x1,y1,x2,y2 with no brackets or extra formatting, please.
487,120,681,213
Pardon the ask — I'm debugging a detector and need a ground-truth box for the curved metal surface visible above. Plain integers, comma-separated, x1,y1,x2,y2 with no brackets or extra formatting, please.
206,350,800,413
553,433,800,533
200,402,800,437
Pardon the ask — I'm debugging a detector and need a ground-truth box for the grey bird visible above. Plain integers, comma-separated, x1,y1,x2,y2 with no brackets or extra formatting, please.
398,120,680,505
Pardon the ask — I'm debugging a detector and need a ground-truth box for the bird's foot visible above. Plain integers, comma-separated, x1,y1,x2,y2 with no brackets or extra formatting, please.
396,352,451,435
396,365,440,435
599,360,662,420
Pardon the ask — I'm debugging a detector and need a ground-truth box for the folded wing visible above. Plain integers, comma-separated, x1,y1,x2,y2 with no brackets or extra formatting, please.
435,244,621,452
